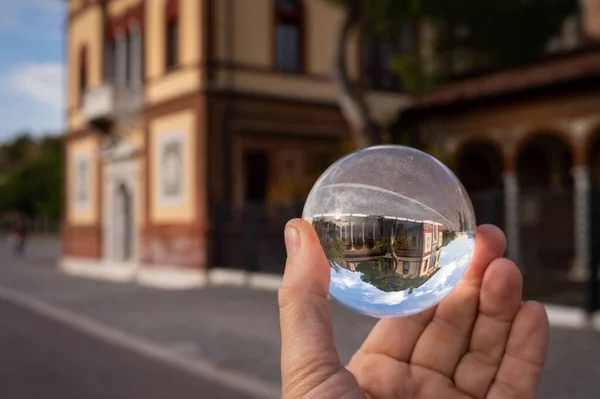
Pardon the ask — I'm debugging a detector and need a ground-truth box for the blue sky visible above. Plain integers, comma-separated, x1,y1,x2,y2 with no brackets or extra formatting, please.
329,234,476,319
0,0,65,142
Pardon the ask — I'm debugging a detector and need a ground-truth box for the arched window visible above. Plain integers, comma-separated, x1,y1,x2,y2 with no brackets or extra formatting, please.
106,8,144,86
126,15,143,86
165,0,179,71
403,261,410,275
274,0,304,72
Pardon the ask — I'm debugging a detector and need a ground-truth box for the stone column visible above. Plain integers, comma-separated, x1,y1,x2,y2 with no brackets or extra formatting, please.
349,220,354,249
503,171,520,265
569,165,591,281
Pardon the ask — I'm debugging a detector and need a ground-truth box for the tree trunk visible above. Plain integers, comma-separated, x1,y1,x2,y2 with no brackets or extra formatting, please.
333,2,382,149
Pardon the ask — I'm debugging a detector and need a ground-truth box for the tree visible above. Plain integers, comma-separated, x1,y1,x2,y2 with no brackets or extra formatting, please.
0,133,35,163
0,135,62,220
327,0,577,148
356,259,439,292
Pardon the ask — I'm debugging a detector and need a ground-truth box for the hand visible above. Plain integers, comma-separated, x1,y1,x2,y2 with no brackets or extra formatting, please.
278,218,549,399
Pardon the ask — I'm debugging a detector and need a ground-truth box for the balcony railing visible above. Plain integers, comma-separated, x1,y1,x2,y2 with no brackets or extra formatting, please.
81,83,143,124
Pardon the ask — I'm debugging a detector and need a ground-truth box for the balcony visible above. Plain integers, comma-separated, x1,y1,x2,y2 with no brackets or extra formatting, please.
81,83,143,126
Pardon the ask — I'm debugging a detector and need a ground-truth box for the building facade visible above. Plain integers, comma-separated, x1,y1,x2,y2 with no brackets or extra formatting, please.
312,213,444,279
62,0,410,287
400,5,600,288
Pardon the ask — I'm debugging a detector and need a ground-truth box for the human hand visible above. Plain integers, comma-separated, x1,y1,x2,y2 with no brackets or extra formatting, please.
278,218,549,399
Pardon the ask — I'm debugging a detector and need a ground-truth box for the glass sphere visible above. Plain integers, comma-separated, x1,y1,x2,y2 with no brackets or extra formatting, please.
302,145,476,318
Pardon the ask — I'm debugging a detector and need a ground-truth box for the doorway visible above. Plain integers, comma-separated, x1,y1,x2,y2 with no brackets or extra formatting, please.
244,150,269,202
114,183,134,262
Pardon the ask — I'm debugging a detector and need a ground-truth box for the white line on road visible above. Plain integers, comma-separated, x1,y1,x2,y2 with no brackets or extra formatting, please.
0,284,281,399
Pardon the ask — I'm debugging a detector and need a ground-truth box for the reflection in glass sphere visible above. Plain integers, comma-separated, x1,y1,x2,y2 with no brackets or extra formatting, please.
302,145,476,319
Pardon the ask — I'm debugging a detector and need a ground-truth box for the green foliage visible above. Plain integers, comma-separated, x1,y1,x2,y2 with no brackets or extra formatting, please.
0,133,35,162
356,259,439,292
392,234,411,251
328,0,577,92
0,135,62,219
329,260,342,273
322,236,347,260
373,238,390,253
442,228,457,247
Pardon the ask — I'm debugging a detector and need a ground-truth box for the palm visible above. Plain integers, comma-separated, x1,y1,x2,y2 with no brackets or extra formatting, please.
343,226,548,399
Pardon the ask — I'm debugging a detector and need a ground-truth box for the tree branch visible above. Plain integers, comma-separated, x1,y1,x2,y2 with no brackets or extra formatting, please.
332,1,382,148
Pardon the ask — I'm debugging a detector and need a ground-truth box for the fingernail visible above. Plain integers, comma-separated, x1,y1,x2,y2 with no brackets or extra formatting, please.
284,224,300,256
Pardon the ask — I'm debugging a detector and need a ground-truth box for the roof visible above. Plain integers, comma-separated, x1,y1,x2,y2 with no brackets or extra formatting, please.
409,46,600,111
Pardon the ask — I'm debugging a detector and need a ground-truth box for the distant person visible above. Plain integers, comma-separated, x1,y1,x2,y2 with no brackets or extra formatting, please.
12,224,26,256
278,219,549,399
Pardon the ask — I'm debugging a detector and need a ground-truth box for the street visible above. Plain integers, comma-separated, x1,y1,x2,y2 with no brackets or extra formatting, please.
0,298,255,399
0,237,599,398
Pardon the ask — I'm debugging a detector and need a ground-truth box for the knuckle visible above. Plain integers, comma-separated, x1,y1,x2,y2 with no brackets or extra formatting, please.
277,283,297,310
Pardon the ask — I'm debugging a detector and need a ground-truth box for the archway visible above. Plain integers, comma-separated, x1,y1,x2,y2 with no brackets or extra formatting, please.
455,140,504,229
517,133,573,276
113,183,133,262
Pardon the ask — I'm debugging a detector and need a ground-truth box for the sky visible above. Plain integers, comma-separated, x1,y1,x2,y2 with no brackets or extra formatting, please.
0,0,65,142
329,234,476,318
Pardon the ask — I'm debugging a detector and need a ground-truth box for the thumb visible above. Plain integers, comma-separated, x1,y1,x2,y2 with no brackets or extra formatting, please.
278,218,344,397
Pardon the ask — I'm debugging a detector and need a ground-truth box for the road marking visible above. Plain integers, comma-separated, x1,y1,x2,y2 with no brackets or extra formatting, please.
543,304,591,329
0,284,281,399
168,341,201,356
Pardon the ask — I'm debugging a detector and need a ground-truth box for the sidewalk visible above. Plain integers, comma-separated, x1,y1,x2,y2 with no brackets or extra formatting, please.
0,244,599,398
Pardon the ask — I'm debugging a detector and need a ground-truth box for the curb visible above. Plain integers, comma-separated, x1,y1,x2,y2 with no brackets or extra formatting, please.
58,258,283,292
57,258,600,330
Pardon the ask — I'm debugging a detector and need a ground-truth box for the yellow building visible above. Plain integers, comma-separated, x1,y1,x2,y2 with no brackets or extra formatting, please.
61,0,410,287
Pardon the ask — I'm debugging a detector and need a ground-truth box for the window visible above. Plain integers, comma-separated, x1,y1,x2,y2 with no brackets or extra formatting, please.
162,142,182,196
275,0,303,72
125,30,132,84
104,37,116,83
128,25,143,85
115,31,128,85
77,159,88,203
426,236,431,249
403,261,410,275
78,46,87,104
157,131,186,205
433,226,438,242
165,0,179,71
74,154,91,211
106,12,143,87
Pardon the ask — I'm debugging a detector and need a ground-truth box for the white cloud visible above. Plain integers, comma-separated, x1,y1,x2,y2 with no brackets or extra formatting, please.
5,63,65,109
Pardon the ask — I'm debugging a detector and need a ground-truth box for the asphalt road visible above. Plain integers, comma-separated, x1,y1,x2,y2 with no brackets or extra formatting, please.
0,298,254,399
1,237,600,398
